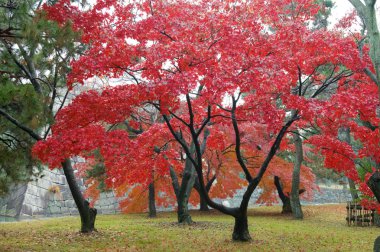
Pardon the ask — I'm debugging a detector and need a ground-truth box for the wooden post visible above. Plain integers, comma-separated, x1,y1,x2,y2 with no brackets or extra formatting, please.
354,202,358,226
372,210,375,226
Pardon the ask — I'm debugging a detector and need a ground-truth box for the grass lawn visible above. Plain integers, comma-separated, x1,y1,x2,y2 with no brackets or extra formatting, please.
0,204,378,251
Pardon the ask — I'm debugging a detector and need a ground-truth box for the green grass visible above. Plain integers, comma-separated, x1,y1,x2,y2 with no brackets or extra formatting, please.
0,204,378,251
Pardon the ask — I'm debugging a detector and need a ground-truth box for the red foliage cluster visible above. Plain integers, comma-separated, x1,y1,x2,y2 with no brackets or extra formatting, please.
33,0,380,212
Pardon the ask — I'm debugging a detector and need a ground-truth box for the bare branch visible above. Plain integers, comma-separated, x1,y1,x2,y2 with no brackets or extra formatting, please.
231,96,253,183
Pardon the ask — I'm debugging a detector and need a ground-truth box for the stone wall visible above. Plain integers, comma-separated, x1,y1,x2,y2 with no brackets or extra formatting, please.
1,169,353,219
0,184,27,217
20,168,69,217
217,184,352,208
0,168,125,219
305,184,352,205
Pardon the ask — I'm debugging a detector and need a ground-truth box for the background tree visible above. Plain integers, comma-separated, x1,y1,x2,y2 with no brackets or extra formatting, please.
0,0,99,233
348,0,380,89
0,0,50,194
347,0,380,205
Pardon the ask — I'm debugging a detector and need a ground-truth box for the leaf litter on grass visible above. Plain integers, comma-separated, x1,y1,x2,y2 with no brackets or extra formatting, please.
0,204,377,252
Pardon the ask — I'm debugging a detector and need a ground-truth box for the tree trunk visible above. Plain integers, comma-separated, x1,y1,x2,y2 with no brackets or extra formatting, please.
365,4,380,91
374,212,380,227
282,197,292,214
169,166,180,198
348,177,359,201
232,212,251,241
198,192,209,211
274,176,292,214
290,130,303,219
338,127,360,201
348,0,380,92
371,172,380,249
169,159,194,223
169,128,210,223
374,236,380,252
148,182,156,218
367,171,380,203
193,179,209,211
62,159,97,233
177,148,197,224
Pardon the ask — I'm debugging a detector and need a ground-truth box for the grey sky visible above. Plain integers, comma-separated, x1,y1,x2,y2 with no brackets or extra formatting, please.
331,1,379,27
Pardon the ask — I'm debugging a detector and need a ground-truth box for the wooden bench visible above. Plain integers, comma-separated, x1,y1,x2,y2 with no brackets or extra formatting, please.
346,201,375,226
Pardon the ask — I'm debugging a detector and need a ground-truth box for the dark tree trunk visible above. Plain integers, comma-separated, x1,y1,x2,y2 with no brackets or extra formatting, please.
367,171,380,203
171,128,210,222
170,161,195,223
169,166,180,198
62,159,97,233
290,130,303,219
148,182,156,218
274,176,292,214
374,212,380,227
177,186,195,224
194,183,209,211
232,212,251,241
199,193,209,211
374,236,380,252
282,197,292,214
176,136,212,222
366,166,380,250
177,150,197,224
169,161,194,223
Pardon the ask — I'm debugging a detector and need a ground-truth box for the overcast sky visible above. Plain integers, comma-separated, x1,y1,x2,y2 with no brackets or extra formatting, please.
332,0,353,19
331,0,379,24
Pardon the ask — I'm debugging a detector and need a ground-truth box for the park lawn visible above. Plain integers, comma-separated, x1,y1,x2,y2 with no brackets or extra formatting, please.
0,204,378,252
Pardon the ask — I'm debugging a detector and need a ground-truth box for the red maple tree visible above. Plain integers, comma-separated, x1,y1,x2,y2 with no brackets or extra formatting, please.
34,0,368,241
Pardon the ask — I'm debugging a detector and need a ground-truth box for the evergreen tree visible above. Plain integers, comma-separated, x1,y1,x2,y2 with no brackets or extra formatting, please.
0,0,97,233
0,0,79,194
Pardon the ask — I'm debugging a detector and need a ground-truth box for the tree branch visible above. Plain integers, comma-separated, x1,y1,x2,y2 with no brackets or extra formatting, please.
196,105,211,137
348,0,367,17
364,67,378,83
231,96,253,183
0,108,42,141
1,39,42,94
